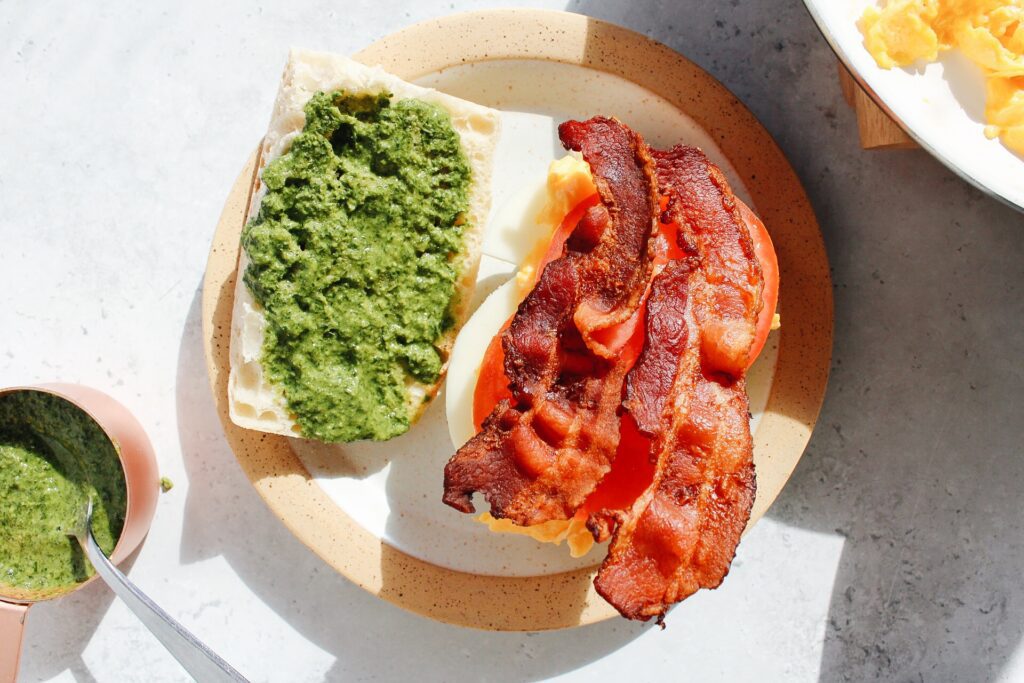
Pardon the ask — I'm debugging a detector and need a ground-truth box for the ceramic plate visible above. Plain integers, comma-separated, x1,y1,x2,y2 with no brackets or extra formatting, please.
202,9,832,630
804,0,1024,212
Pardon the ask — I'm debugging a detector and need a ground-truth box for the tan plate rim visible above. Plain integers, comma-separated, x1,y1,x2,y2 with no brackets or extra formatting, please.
201,8,833,631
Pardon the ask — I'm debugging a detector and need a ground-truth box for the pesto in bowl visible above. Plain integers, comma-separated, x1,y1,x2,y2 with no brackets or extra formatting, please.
0,390,126,600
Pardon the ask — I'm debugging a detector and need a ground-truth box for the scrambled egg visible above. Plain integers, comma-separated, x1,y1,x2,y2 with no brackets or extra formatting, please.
860,0,1024,156
514,155,597,294
478,511,596,557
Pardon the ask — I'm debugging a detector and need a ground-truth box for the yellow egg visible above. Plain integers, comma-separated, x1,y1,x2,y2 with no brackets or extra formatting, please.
860,0,941,68
985,75,1024,150
860,0,1024,156
477,511,596,557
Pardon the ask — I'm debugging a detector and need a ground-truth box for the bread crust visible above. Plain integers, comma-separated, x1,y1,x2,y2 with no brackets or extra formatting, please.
228,49,500,439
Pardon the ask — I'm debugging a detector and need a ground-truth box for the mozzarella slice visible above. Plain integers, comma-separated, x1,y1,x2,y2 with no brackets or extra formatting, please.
480,178,549,266
445,274,521,450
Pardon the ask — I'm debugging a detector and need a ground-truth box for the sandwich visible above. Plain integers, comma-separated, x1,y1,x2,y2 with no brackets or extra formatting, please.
442,117,779,623
228,51,779,622
228,50,500,443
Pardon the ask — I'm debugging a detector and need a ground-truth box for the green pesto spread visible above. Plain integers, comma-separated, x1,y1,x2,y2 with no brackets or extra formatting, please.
242,90,472,442
0,391,126,599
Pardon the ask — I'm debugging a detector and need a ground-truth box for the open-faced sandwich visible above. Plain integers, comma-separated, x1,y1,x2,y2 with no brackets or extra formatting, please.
228,50,500,443
442,117,779,623
229,50,779,624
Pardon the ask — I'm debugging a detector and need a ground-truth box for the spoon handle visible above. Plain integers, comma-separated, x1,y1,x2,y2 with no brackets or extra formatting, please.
78,531,248,683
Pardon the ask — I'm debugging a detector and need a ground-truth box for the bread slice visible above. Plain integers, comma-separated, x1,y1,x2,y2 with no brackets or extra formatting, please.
228,49,500,440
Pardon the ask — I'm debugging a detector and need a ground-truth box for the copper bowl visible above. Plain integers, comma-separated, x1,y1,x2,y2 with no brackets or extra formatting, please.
0,384,158,682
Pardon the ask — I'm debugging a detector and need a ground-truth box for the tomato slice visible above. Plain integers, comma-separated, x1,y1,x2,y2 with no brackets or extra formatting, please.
738,199,779,366
528,194,600,288
472,318,513,431
469,192,780,516
577,412,654,515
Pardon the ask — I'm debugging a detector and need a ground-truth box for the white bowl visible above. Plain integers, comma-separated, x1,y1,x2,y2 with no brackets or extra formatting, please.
804,0,1024,212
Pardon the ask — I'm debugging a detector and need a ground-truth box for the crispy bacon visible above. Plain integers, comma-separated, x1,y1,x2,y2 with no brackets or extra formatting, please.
621,258,696,436
652,146,763,377
590,259,756,623
558,118,661,360
442,118,659,525
444,122,764,623
588,149,762,622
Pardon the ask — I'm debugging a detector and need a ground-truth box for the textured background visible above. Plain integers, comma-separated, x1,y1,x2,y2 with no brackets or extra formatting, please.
2,0,1022,680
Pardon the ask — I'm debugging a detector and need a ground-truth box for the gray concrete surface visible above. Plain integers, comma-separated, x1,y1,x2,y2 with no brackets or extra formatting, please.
1,0,1022,680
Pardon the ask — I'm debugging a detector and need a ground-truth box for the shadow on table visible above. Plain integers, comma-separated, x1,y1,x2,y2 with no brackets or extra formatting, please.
18,552,141,683
569,0,1024,679
175,286,646,681
765,176,1024,681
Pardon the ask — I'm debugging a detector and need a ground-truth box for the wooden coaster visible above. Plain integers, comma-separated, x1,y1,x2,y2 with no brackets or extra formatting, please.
838,62,917,150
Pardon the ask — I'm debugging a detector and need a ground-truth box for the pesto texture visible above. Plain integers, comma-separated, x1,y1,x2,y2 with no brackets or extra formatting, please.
0,391,126,598
242,90,471,442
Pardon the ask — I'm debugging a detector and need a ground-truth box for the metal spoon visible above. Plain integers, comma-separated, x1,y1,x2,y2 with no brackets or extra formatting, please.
71,499,248,683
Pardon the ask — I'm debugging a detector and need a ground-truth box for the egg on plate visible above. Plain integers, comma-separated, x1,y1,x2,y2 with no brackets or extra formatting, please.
860,0,1024,156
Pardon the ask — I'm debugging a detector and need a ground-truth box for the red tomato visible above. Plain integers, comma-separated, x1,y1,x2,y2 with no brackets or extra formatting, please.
472,317,512,431
577,412,655,515
738,199,779,366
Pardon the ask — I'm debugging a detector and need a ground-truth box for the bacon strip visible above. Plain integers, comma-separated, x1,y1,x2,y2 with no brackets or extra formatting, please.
559,118,661,360
589,149,763,622
590,259,756,622
442,118,659,525
621,258,695,435
652,146,763,377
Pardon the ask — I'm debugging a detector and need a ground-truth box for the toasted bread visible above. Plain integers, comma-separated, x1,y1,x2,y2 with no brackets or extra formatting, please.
228,49,499,440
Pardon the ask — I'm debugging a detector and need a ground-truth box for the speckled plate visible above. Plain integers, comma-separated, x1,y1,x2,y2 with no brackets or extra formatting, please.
202,9,832,630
